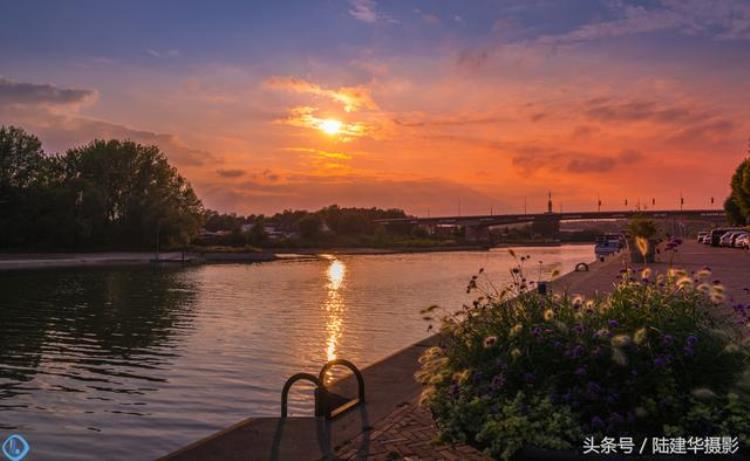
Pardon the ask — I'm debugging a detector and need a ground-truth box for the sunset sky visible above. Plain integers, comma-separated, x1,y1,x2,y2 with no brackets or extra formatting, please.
1,0,749,216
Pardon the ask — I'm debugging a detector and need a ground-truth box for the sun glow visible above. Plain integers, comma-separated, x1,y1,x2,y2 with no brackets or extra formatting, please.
319,118,343,135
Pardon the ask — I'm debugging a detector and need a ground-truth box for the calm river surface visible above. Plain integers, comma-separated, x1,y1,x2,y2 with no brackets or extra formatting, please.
0,245,592,460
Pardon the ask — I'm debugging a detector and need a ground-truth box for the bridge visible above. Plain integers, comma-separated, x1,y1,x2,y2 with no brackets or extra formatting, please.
375,209,726,241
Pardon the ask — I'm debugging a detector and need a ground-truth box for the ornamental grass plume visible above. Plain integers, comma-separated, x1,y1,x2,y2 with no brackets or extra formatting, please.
611,334,632,348
635,236,649,261
633,327,648,345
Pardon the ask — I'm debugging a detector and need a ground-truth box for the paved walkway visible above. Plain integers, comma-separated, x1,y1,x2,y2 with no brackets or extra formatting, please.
552,241,750,327
335,241,750,461
335,398,489,460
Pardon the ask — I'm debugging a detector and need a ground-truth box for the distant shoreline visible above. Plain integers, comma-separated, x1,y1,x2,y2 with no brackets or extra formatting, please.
0,242,593,271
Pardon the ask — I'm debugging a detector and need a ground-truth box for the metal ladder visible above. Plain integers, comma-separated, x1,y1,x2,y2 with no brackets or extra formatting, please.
280,359,365,420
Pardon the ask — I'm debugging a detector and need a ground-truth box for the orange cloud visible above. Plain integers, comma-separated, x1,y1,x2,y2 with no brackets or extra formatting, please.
264,76,378,112
277,106,367,141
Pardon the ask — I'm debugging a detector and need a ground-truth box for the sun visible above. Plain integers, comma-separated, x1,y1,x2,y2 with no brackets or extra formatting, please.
319,119,343,136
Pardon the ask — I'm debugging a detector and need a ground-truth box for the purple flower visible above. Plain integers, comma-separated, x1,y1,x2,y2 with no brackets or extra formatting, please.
531,326,542,337
661,334,674,346
573,324,584,334
523,372,536,384
450,383,460,396
587,381,603,395
687,335,698,345
490,374,505,390
575,367,587,377
571,344,585,358
608,319,619,328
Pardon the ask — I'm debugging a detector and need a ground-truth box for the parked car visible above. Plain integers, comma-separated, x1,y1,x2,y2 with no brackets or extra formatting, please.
731,231,749,247
711,227,746,246
697,231,708,243
720,232,737,247
736,234,750,249
720,231,747,247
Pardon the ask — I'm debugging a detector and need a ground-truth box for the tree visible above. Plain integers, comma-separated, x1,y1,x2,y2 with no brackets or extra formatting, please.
0,125,46,189
248,216,268,245
726,158,750,224
724,195,744,225
0,126,63,248
62,139,204,248
298,214,323,239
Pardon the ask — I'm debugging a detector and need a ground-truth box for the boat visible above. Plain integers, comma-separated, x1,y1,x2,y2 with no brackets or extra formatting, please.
594,233,625,258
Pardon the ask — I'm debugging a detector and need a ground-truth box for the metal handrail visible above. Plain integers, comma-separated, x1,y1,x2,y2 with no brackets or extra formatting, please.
318,359,365,405
280,373,325,418
279,360,366,420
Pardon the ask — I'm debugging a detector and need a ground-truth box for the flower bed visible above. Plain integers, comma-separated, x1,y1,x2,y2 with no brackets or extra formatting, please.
417,254,750,460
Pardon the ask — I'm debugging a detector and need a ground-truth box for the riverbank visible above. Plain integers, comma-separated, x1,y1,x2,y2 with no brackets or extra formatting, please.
0,251,278,271
163,241,750,460
0,245,490,271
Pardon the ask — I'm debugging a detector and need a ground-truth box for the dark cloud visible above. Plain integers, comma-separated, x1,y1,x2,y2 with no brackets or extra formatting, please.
0,78,95,106
667,118,736,144
511,145,643,175
216,168,246,178
584,98,703,124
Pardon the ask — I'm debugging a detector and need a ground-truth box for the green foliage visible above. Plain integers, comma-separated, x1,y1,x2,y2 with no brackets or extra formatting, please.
417,260,750,459
726,159,750,224
297,214,323,239
625,216,659,239
725,196,745,225
475,393,583,460
0,125,46,189
0,125,203,249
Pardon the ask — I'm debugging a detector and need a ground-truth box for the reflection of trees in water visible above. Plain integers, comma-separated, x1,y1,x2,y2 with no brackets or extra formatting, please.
0,266,197,401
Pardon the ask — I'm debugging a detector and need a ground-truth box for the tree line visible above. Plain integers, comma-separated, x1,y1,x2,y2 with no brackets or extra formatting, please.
0,125,412,250
0,125,203,249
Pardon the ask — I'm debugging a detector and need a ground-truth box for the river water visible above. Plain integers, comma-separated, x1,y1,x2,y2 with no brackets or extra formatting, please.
0,245,592,460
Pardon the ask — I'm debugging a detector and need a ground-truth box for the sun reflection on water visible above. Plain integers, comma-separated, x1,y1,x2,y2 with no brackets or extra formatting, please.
323,258,346,378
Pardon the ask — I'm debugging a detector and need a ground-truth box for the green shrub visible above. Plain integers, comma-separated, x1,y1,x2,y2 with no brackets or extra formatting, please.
417,255,750,459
